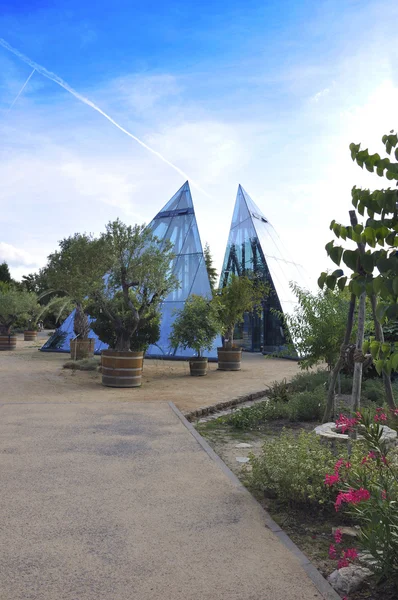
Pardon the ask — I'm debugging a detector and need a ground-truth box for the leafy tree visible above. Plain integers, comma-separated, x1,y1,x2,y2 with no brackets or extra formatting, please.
0,262,11,284
88,295,161,353
91,219,178,352
44,233,109,340
0,285,39,334
204,243,218,292
169,294,221,357
216,274,268,349
280,283,359,370
319,130,398,418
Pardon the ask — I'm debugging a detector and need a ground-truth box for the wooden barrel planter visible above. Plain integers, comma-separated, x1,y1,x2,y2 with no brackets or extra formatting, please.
217,347,242,371
0,335,17,351
24,330,37,341
101,350,144,388
189,357,208,376
70,338,95,360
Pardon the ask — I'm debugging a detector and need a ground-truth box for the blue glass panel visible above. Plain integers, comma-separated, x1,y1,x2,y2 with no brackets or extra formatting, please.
189,257,212,298
41,309,108,354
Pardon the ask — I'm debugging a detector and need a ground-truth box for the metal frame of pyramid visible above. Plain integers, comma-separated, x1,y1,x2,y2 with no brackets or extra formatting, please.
220,185,307,354
41,181,220,358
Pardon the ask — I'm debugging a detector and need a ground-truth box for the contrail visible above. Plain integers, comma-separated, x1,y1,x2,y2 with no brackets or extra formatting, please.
0,38,210,197
7,68,35,113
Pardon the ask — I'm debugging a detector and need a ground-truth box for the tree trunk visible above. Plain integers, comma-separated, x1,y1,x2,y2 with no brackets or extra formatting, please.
323,293,356,423
115,331,131,352
351,291,366,413
224,327,234,349
73,302,90,340
370,294,396,409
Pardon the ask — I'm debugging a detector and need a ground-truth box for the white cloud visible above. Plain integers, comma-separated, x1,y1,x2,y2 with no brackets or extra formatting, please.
310,87,330,103
0,242,40,267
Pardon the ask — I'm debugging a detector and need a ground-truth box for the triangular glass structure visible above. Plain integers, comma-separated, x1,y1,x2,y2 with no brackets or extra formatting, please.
41,181,220,358
220,185,308,353
146,181,220,358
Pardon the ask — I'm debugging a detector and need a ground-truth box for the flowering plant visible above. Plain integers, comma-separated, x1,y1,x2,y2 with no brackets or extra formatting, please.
325,409,398,583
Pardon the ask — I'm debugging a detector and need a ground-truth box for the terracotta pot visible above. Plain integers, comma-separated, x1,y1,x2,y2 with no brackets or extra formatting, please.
101,350,144,388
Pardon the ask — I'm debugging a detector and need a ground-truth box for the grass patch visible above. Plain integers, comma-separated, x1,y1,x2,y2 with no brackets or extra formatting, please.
63,358,100,371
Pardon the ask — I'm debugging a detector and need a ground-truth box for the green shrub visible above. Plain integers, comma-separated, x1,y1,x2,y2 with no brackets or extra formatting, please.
361,378,385,404
266,378,289,402
249,431,337,506
289,369,329,393
287,386,326,422
226,400,289,429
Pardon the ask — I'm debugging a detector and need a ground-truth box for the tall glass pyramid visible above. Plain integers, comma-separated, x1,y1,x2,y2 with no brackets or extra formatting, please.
41,181,219,358
220,185,307,353
146,181,220,358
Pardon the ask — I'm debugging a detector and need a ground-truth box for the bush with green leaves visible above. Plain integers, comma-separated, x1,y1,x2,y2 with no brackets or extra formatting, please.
226,401,289,429
287,387,326,422
0,285,40,335
169,294,220,357
289,369,329,393
249,431,339,506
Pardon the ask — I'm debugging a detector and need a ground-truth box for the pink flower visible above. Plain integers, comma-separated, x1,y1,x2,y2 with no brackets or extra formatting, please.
344,548,358,561
376,407,384,412
391,408,398,416
338,558,349,569
335,488,370,511
381,455,388,465
374,413,387,422
382,490,387,501
334,458,344,472
334,529,343,544
325,473,339,486
329,544,337,559
335,414,358,434
345,461,351,469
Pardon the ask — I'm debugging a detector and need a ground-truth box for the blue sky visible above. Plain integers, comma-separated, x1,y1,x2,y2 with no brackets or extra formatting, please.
0,0,398,283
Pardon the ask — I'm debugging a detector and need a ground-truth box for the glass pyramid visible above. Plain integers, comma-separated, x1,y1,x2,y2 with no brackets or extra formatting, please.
220,185,307,353
146,181,220,358
41,181,220,358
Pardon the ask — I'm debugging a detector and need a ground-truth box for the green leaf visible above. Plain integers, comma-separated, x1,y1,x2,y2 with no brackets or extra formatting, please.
361,253,374,274
370,341,381,359
375,359,384,375
362,341,369,354
382,342,391,355
317,272,327,289
393,277,398,295
376,302,388,322
337,276,347,291
331,269,344,278
391,352,398,371
376,257,391,273
325,275,337,290
343,249,359,271
330,245,344,266
353,224,363,234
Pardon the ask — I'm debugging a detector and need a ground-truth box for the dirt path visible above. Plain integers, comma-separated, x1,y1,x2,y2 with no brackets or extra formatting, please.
0,335,300,413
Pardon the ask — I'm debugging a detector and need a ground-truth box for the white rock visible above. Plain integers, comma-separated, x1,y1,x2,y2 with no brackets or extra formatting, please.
235,456,250,463
328,566,372,595
235,443,253,448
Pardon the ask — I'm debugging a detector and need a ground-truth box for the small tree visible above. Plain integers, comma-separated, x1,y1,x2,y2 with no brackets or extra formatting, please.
44,234,109,340
91,219,178,352
280,283,361,370
216,275,268,349
0,262,11,284
170,295,220,357
204,243,218,292
0,285,39,335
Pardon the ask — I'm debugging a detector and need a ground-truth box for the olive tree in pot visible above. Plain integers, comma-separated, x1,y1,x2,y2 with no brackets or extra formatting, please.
90,219,177,388
44,233,109,360
0,284,40,350
216,274,268,371
169,295,221,376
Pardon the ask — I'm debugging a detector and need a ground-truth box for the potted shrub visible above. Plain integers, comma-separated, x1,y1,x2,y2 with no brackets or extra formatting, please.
216,274,268,370
89,219,177,388
169,295,221,376
44,233,109,360
0,284,40,350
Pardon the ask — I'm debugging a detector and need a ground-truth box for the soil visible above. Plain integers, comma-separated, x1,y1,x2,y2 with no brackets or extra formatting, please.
197,418,397,600
0,333,300,414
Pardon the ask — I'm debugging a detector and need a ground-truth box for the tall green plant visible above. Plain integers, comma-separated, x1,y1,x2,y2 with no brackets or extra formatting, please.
216,274,268,349
280,283,356,370
204,243,218,292
44,233,109,340
91,220,178,352
169,295,220,357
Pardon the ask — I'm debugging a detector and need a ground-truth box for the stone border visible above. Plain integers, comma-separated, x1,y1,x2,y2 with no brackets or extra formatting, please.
184,389,268,421
169,401,341,600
